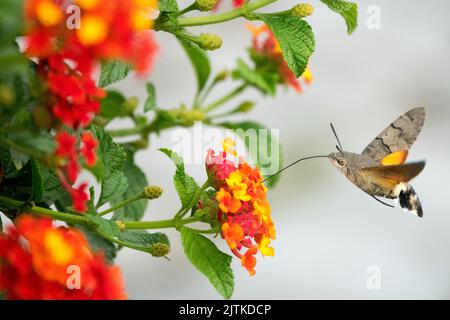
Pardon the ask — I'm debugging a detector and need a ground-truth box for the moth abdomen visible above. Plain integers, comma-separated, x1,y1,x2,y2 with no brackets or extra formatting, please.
397,185,423,217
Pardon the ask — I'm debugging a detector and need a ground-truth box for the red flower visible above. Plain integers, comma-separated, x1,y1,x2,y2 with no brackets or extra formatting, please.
81,131,98,167
55,131,76,157
0,216,126,300
70,183,89,212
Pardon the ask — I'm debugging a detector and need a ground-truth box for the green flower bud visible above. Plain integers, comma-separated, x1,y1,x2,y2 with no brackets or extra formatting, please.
235,101,255,113
215,69,229,82
0,85,14,107
293,3,314,18
151,243,170,257
144,185,163,199
198,33,222,51
123,97,139,114
196,0,217,11
32,105,53,130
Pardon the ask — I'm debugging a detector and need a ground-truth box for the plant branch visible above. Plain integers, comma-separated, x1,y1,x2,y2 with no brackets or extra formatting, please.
202,84,247,113
160,0,279,28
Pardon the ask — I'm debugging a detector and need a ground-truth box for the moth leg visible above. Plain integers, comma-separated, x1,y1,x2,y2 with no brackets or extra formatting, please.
370,195,395,208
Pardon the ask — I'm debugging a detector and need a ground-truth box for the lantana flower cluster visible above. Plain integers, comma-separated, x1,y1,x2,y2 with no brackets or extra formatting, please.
206,139,275,276
0,215,126,299
247,23,313,92
24,0,158,212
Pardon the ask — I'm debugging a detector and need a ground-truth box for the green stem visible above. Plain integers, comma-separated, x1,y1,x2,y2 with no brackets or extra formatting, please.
123,215,202,230
176,180,211,219
178,2,198,16
98,191,145,216
0,195,87,225
166,0,278,28
203,84,247,113
0,136,43,159
108,125,148,137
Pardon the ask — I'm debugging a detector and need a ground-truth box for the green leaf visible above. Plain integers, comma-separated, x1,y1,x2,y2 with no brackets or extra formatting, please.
30,160,43,202
85,214,121,237
258,14,315,77
179,38,211,93
143,82,157,112
80,225,117,264
7,131,56,155
111,154,148,221
158,0,178,12
38,163,68,203
118,230,170,257
180,227,234,299
91,125,128,207
320,0,358,34
217,121,283,188
0,144,21,178
159,148,199,209
98,60,131,88
233,59,274,95
100,90,127,120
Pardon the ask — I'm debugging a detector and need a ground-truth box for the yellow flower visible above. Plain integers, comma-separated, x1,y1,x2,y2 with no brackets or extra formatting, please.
258,235,274,257
77,15,108,46
222,137,237,156
36,0,63,27
226,171,251,201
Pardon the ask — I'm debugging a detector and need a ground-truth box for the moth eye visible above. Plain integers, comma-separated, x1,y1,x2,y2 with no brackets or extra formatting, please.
337,159,345,166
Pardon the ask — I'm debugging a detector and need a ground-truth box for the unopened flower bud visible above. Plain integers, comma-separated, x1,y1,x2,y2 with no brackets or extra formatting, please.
144,185,163,199
151,243,170,257
215,69,229,82
0,85,14,106
32,105,53,129
132,138,149,149
293,3,314,18
199,33,222,51
196,0,217,11
235,101,255,113
123,97,139,114
115,220,125,231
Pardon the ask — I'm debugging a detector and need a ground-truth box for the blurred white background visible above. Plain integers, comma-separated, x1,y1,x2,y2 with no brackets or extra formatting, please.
109,0,450,299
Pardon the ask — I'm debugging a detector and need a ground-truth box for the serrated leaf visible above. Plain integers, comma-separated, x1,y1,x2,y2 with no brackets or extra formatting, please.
320,0,358,34
217,121,283,188
180,227,234,299
80,225,117,264
258,14,315,77
159,148,199,208
91,125,128,207
158,0,178,12
144,82,157,112
30,160,43,202
111,154,148,221
100,90,127,120
118,230,170,257
85,214,121,237
38,164,68,203
98,60,131,88
179,38,211,93
233,59,274,95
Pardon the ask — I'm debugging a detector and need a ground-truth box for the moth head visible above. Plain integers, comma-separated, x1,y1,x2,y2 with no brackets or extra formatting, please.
329,151,347,170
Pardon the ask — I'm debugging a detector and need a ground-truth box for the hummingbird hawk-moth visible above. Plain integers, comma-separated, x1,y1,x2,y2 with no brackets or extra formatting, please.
265,107,426,217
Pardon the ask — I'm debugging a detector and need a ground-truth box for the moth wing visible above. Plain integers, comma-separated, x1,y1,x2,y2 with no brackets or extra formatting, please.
360,162,425,189
362,107,425,162
380,150,408,166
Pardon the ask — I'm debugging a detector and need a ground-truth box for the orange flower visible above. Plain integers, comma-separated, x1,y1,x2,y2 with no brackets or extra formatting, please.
241,246,258,276
0,216,126,299
222,223,244,250
206,139,276,276
216,188,241,213
246,23,313,93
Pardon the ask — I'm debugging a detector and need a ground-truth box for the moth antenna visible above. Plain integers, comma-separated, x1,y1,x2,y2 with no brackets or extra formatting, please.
262,155,329,184
330,123,344,154
370,195,395,208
